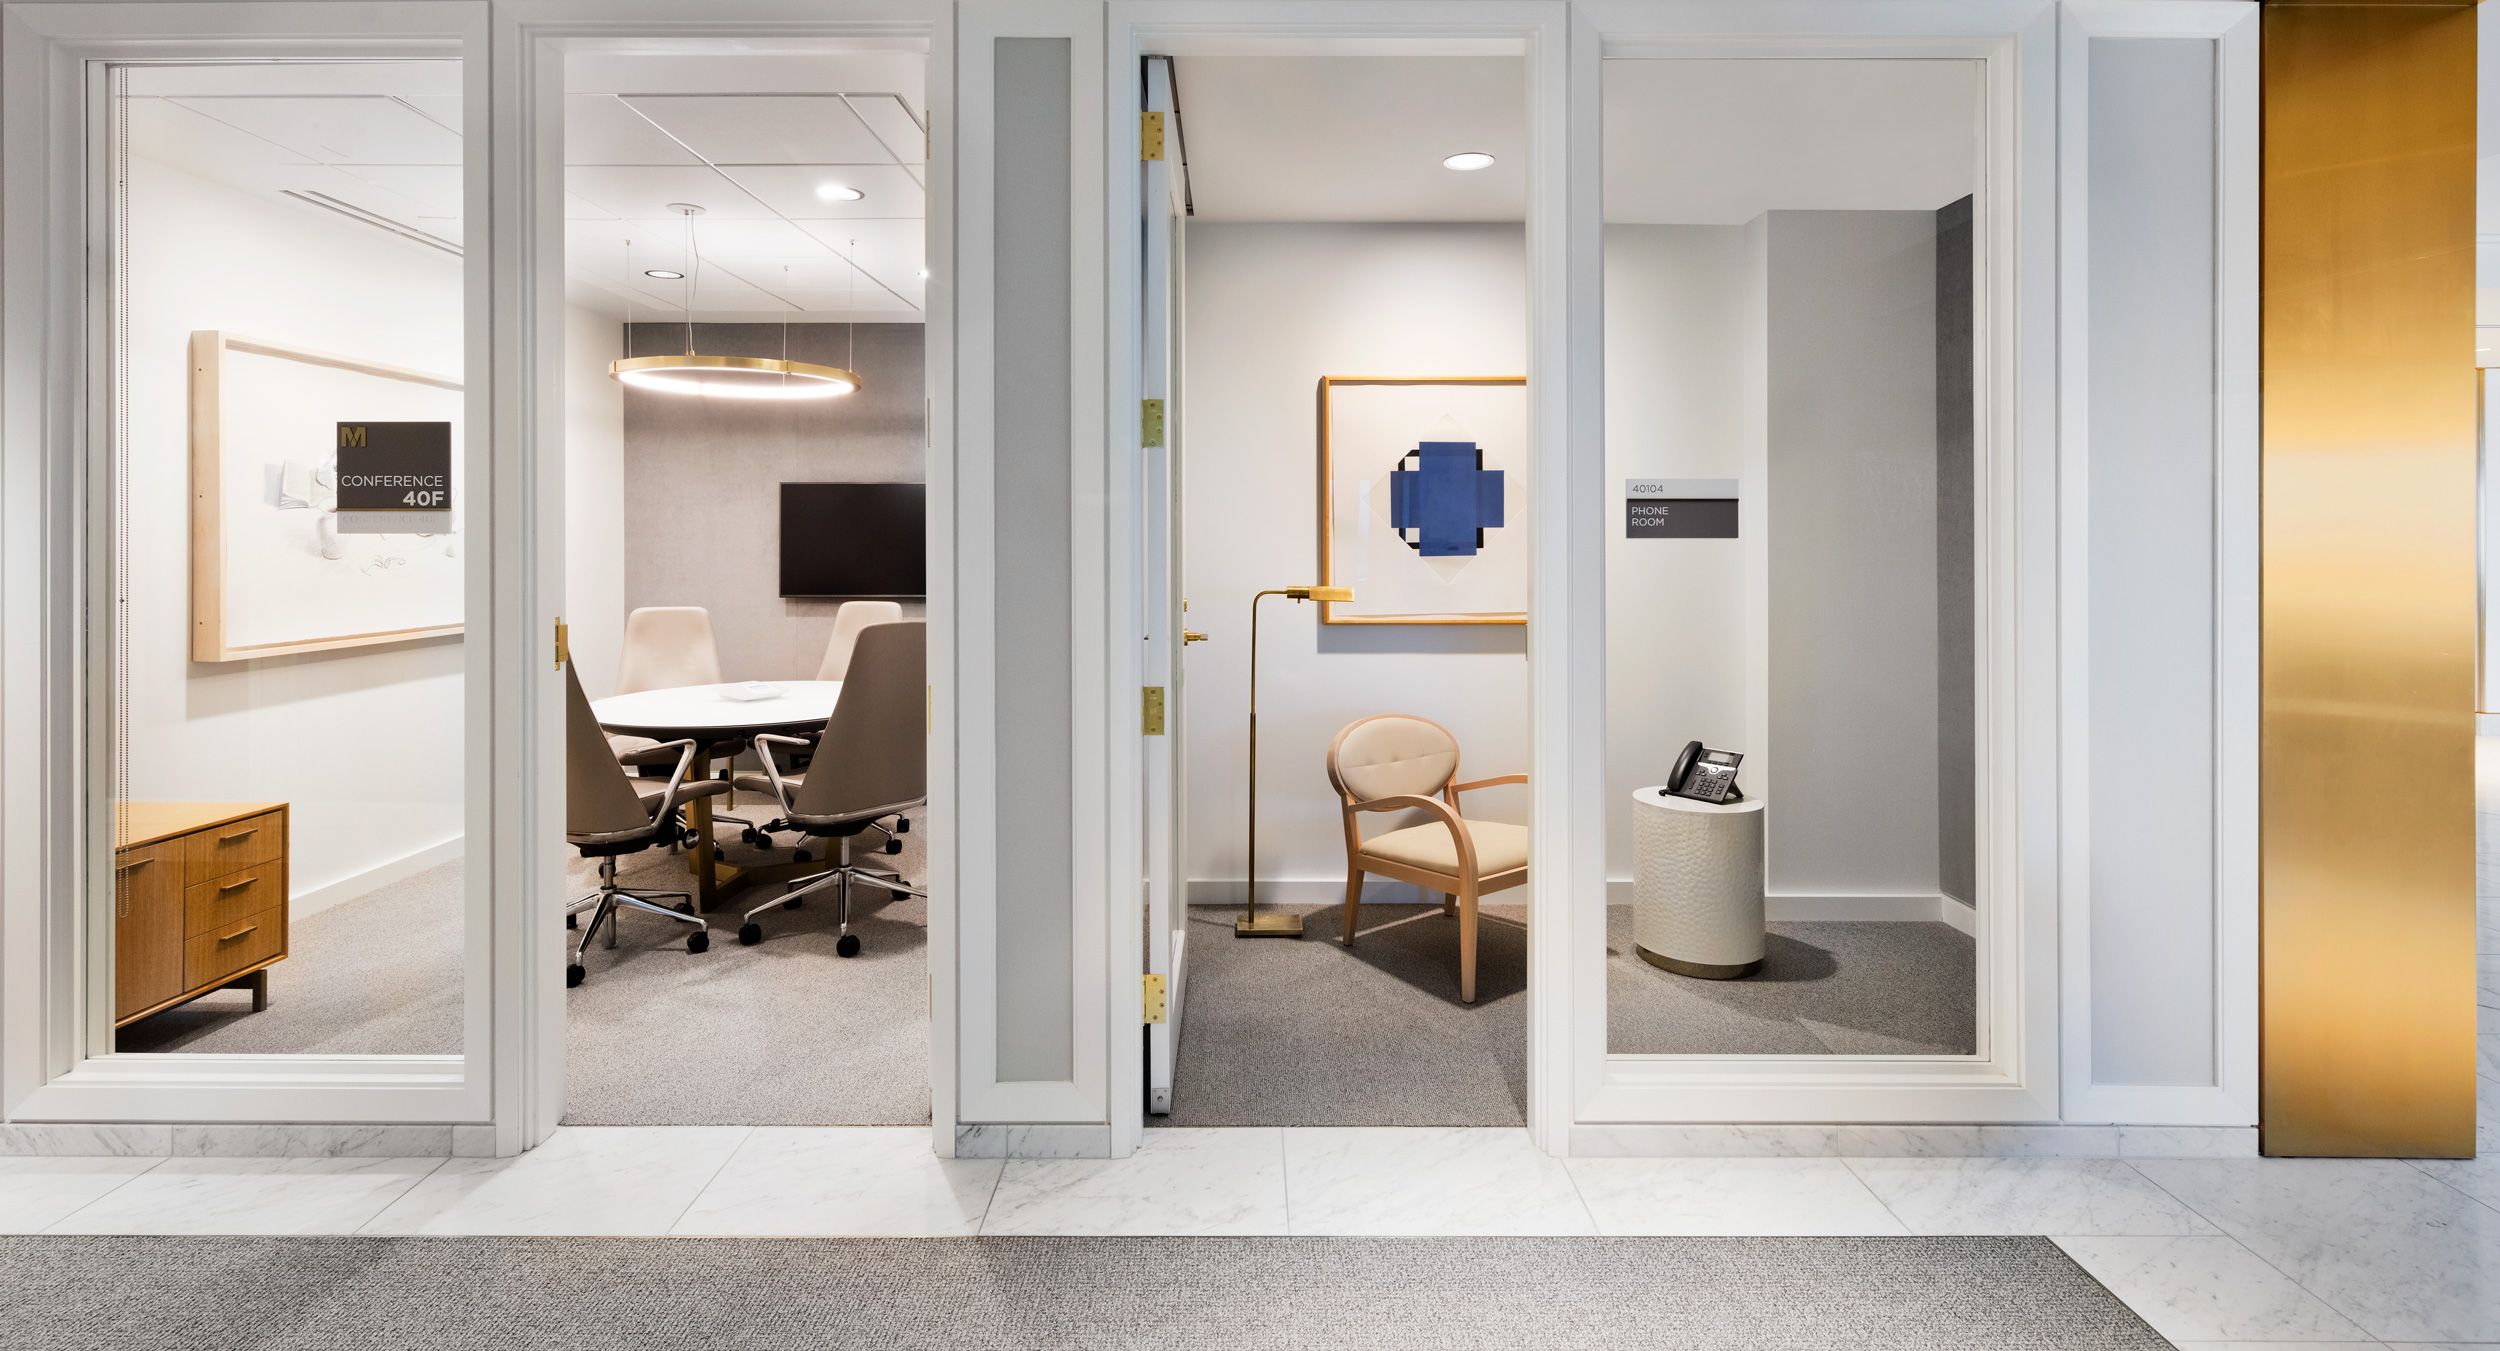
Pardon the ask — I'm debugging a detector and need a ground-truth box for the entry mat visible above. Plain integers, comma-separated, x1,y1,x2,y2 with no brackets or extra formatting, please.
0,1234,2165,1351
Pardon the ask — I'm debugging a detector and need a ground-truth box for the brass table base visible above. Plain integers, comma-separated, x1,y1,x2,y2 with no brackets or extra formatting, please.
1636,945,1761,980
1235,911,1304,938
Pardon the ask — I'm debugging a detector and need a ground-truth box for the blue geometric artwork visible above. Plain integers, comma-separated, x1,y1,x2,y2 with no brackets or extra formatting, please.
1386,441,1505,558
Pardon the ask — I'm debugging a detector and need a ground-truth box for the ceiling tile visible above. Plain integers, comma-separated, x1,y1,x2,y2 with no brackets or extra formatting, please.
845,94,926,164
566,94,700,166
330,163,464,218
173,95,462,166
125,97,313,168
623,94,892,165
717,164,924,220
563,165,778,220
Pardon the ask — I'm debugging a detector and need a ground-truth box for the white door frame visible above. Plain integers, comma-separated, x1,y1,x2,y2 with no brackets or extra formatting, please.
1567,0,2063,1136
1102,0,1579,1152
0,0,499,1129
494,0,957,1157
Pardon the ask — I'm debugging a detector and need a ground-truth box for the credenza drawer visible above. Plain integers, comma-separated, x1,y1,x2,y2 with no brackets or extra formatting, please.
184,909,282,989
184,811,282,886
185,860,279,937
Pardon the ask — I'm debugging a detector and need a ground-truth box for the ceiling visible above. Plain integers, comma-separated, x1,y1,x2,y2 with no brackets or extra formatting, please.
123,49,929,325
1170,54,1977,225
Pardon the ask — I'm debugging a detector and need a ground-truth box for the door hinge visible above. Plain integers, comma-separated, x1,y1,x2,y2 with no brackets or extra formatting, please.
1140,110,1166,162
553,617,569,671
1141,685,1166,736
1141,397,1165,448
1142,972,1168,1024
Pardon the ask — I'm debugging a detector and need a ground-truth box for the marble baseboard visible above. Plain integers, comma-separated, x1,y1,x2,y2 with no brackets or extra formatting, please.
1567,1123,2255,1158
0,1124,173,1157
171,1126,455,1158
954,1124,1113,1159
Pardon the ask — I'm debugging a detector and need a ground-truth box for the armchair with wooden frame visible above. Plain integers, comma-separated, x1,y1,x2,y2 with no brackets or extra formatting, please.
1327,714,1529,1004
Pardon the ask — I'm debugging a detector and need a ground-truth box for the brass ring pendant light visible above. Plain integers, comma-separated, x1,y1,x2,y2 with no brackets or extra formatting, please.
608,203,862,400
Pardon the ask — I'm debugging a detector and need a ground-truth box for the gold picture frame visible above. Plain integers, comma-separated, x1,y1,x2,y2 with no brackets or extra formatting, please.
1316,375,1527,626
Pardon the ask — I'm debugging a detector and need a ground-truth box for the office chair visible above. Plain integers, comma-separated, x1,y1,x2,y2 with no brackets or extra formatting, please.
737,600,914,853
565,660,726,987
733,621,926,955
612,604,767,842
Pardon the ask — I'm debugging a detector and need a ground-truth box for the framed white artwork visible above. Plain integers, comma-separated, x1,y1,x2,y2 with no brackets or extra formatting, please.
1317,375,1528,626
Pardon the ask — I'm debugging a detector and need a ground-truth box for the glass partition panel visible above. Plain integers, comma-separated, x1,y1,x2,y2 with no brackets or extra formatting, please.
1600,58,1981,1056
104,60,471,1056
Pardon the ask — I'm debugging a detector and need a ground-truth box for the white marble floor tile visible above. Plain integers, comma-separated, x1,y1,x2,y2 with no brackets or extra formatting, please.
2055,1235,2370,1344
0,1158,161,1233
1283,1127,1595,1236
360,1126,748,1236
2134,1158,2500,1344
673,1127,1000,1236
47,1157,440,1234
982,1128,1284,1236
1566,1157,1907,1236
2168,1343,2382,1350
1844,1157,2217,1236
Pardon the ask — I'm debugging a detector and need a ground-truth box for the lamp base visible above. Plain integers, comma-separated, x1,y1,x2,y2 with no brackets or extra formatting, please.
1234,910,1304,938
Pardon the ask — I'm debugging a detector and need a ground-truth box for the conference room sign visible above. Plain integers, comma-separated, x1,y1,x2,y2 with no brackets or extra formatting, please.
1625,478,1739,539
334,421,452,535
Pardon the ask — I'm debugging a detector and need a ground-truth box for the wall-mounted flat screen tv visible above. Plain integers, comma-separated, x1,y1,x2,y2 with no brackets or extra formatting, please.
779,482,927,600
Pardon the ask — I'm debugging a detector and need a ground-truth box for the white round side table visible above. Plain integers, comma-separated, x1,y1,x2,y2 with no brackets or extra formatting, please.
1630,788,1767,979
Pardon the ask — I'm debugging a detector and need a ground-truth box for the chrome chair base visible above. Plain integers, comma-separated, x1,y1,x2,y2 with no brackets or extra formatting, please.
568,856,710,986
737,836,923,957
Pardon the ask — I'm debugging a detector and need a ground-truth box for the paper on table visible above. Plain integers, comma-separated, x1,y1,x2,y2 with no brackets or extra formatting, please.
719,681,784,702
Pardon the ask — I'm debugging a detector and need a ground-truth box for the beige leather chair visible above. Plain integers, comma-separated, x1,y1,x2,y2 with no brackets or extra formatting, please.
565,661,727,987
608,606,728,770
735,621,927,955
814,600,904,681
1329,714,1528,1004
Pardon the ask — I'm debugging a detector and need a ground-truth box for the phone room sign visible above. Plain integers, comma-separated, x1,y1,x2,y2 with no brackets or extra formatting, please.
1625,478,1738,539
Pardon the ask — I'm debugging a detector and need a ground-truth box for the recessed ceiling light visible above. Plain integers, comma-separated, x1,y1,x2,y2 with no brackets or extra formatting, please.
1442,152,1496,172
918,268,931,279
644,268,684,279
815,183,865,202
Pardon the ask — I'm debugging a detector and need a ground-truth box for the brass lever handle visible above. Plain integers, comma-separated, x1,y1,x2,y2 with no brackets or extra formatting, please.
1182,630,1209,644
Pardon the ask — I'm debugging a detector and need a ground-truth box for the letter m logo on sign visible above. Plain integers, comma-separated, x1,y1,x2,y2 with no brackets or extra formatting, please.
339,424,367,449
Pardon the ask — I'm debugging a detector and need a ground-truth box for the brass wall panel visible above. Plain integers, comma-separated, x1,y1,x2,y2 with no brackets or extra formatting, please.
2261,2,2480,1158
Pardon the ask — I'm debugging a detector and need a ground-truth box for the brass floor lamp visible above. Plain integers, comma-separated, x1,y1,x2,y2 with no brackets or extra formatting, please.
1238,584,1353,937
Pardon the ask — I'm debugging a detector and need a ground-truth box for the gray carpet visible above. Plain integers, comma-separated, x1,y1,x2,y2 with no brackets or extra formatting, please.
114,824,933,1127
114,863,464,1056
561,826,931,1126
1155,902,1974,1128
0,1234,2168,1350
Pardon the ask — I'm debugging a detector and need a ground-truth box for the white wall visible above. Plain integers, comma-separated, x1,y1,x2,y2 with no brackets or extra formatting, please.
1182,223,1530,897
124,157,466,912
564,305,626,698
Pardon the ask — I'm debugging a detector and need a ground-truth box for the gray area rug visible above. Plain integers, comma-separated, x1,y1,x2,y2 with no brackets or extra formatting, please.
0,1234,2167,1351
1157,902,1973,1127
116,824,933,1127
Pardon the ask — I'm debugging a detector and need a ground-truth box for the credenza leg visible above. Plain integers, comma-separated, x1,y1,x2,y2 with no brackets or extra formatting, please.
249,969,269,1012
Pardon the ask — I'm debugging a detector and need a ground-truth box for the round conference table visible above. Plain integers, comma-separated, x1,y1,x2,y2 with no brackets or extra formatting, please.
592,680,842,910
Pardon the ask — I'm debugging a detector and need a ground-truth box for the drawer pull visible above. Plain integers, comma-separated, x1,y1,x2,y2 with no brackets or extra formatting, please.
216,924,258,944
217,827,259,843
115,857,153,873
215,877,255,894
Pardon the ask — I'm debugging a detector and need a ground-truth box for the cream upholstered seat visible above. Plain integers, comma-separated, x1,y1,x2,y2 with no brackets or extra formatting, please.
608,606,729,768
1328,713,1528,1004
814,600,904,681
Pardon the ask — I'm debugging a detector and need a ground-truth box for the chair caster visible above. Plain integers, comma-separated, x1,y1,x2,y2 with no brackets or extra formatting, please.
566,963,586,988
687,931,709,955
793,849,812,863
893,817,910,834
883,838,903,856
738,922,763,946
740,827,764,846
783,896,803,910
836,933,861,958
566,914,577,930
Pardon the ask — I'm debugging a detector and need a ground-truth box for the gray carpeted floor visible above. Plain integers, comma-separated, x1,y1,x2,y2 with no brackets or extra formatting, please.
114,823,933,1127
114,863,465,1056
1155,902,1974,1127
0,1234,2167,1351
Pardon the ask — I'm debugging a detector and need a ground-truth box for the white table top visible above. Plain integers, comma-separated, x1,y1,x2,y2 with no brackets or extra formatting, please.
592,680,842,739
1632,786,1763,813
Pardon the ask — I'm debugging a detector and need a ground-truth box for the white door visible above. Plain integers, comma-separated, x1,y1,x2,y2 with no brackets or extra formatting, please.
1142,54,1190,1114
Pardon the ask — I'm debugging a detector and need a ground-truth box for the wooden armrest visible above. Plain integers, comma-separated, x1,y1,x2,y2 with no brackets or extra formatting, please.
1344,793,1478,875
1449,773,1528,796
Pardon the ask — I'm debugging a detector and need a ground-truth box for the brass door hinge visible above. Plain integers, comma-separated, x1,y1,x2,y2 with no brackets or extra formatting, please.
1142,972,1168,1024
1141,685,1166,736
1140,110,1165,161
553,617,569,671
1141,397,1165,448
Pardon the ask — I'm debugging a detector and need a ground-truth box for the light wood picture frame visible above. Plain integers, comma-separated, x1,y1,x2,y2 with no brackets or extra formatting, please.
188,331,465,662
1317,375,1528,626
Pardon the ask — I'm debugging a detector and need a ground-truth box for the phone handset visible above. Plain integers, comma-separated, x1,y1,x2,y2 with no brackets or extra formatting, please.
1665,739,1745,804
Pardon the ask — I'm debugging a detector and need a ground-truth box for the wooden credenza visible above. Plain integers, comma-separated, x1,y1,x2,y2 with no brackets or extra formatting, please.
114,802,289,1027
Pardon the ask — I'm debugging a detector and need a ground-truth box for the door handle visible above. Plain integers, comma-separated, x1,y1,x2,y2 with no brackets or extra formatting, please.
1182,630,1209,644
